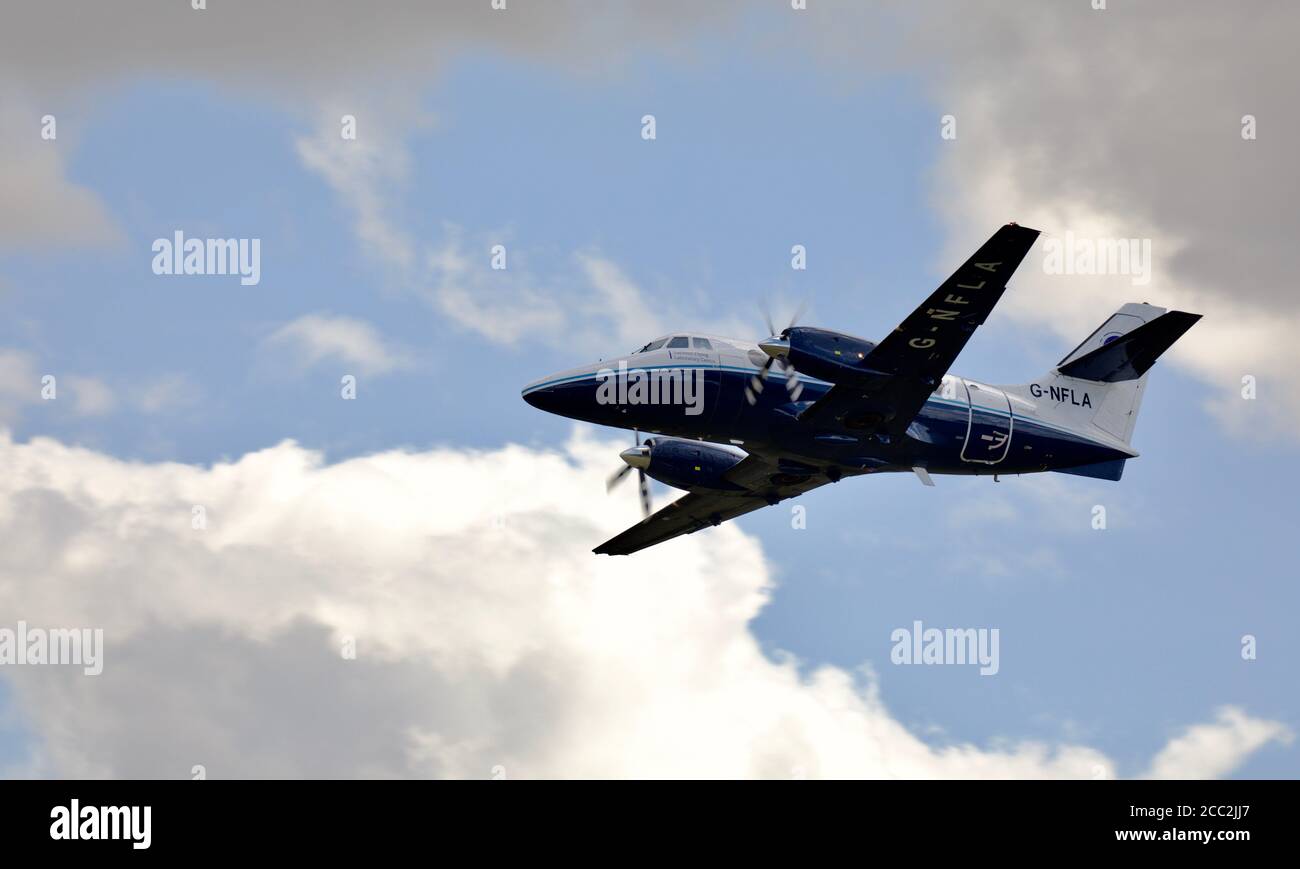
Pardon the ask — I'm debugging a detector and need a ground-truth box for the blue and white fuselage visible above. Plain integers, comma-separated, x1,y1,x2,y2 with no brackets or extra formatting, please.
524,332,1136,480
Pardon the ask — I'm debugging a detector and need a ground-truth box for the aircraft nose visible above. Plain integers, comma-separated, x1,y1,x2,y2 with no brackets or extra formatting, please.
521,380,555,411
522,363,607,420
522,365,591,414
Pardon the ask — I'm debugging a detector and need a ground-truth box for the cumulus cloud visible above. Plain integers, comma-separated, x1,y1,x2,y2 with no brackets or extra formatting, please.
0,430,1286,778
863,0,1300,435
1144,707,1294,780
264,313,414,377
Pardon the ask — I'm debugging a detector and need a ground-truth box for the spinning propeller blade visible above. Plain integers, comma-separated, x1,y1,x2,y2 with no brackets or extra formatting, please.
747,302,808,405
606,430,652,518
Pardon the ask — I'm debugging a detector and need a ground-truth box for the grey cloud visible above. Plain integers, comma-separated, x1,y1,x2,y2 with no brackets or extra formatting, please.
845,0,1300,433
2,1,739,250
1,1,741,96
900,0,1298,306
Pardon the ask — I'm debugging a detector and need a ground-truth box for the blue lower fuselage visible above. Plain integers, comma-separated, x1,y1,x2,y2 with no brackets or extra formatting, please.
523,361,1131,477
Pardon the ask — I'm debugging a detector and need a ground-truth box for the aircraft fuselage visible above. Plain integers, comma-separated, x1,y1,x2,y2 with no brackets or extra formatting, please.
522,339,1133,480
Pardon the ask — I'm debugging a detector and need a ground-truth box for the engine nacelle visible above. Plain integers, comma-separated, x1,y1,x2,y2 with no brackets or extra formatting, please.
785,327,881,386
644,438,747,492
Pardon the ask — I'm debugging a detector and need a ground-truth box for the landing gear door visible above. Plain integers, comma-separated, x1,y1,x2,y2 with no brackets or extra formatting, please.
960,381,1013,465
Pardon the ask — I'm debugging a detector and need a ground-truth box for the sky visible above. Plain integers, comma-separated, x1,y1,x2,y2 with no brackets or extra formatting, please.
0,1,1296,778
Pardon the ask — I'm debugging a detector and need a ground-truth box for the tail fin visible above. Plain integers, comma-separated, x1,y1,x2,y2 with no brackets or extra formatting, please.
1009,303,1200,448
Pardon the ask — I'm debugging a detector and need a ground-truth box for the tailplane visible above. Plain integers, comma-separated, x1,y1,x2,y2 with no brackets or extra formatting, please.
1057,308,1201,383
1006,302,1201,449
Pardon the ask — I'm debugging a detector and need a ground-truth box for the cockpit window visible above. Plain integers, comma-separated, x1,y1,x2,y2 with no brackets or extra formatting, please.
636,338,668,354
692,337,713,350
667,336,690,349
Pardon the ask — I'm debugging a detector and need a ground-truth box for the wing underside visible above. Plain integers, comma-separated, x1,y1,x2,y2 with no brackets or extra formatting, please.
593,455,835,556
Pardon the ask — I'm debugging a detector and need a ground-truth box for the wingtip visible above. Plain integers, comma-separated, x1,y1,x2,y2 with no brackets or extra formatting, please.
1162,310,1204,335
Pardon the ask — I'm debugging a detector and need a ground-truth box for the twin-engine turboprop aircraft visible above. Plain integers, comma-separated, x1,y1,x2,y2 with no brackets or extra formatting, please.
522,224,1200,555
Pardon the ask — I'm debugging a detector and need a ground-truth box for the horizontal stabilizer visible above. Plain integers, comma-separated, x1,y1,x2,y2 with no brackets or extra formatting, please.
1056,311,1200,382
1054,459,1126,481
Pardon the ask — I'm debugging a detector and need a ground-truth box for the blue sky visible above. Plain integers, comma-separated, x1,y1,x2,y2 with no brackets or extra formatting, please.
0,3,1295,778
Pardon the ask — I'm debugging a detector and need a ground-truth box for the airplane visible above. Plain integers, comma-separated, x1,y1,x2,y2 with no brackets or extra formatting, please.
521,224,1201,555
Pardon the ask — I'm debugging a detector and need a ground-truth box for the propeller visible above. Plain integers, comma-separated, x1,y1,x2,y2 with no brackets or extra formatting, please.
606,430,652,518
746,301,807,405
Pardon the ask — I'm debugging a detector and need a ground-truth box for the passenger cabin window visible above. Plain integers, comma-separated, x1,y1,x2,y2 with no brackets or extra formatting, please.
692,337,713,350
666,336,690,349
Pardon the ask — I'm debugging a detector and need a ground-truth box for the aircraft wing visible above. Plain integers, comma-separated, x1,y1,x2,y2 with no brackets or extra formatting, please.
593,455,835,555
801,223,1041,437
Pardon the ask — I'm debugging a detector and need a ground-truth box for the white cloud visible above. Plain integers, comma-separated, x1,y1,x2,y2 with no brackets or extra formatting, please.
133,373,200,415
292,121,686,354
420,231,753,355
292,114,690,356
575,253,670,352
64,375,114,417
0,348,41,424
0,429,1286,778
265,313,413,377
0,350,120,423
424,229,567,345
294,104,423,272
1144,707,1294,780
